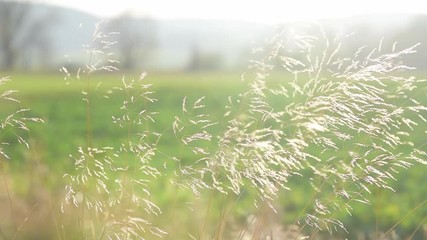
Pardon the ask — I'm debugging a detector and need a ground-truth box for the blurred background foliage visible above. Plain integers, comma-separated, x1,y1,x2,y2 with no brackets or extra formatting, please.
1,1,427,72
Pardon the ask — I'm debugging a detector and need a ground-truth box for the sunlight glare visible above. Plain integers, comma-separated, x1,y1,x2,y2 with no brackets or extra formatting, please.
41,0,427,23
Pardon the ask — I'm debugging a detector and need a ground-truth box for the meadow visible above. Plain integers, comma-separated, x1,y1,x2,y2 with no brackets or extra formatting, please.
1,26,427,240
0,70,425,239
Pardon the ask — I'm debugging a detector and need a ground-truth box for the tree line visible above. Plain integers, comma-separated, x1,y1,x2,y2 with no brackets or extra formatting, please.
0,0,157,71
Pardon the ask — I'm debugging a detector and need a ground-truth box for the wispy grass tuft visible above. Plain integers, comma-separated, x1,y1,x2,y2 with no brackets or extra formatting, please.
60,22,426,239
0,76,44,239
61,22,166,239
170,23,427,238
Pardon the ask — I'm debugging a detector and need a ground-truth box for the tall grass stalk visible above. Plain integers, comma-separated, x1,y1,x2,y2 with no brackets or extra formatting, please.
0,76,43,239
62,22,167,239
170,24,427,238
58,22,427,239
378,199,427,240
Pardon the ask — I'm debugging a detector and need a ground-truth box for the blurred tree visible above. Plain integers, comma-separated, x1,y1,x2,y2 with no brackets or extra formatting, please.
106,14,157,71
187,42,223,71
0,0,54,70
187,42,202,71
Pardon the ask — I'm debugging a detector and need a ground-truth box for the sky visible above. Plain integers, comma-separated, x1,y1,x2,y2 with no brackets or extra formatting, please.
39,0,427,23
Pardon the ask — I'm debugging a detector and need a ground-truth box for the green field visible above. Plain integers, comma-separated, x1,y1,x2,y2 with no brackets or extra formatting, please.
1,71,426,239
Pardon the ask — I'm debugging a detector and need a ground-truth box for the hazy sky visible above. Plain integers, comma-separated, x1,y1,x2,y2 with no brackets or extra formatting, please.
39,0,427,23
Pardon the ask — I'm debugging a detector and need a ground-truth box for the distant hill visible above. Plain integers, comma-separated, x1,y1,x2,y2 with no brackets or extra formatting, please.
2,2,427,71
